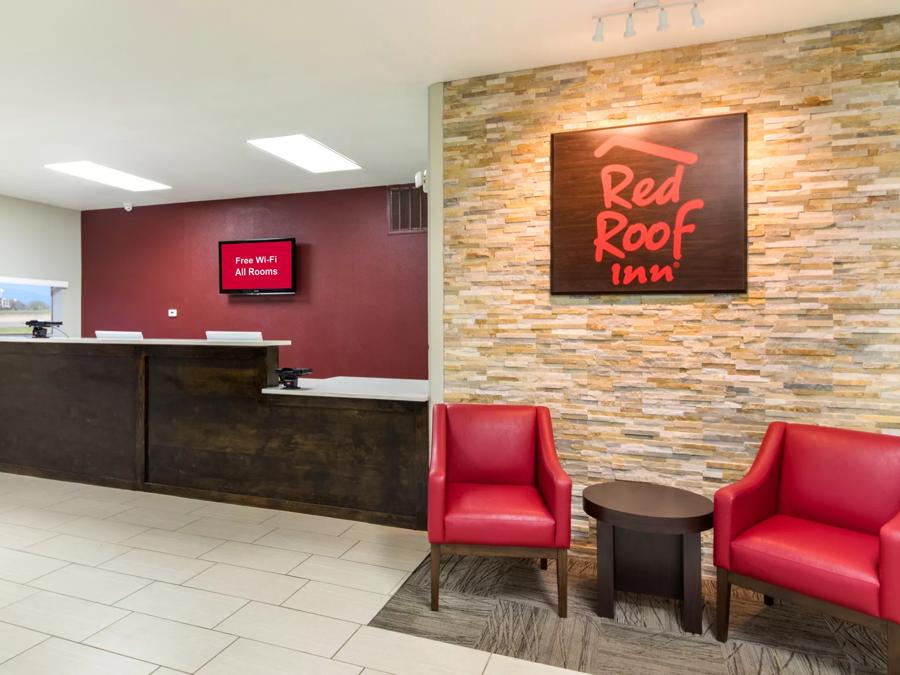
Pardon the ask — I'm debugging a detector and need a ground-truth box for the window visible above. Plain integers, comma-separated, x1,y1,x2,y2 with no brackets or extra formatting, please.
0,277,68,336
388,185,427,233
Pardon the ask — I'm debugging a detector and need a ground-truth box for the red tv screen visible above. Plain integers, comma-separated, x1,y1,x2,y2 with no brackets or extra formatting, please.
219,238,297,295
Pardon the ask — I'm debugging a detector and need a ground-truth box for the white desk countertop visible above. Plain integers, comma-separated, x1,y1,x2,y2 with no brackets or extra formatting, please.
263,376,429,402
0,337,291,347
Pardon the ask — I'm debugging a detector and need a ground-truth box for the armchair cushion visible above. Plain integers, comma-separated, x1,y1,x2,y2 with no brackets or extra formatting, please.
730,514,880,617
444,483,555,547
778,424,900,535
446,404,537,485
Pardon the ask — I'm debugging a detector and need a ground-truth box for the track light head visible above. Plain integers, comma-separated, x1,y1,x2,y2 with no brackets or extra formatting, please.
691,3,704,28
592,1,705,44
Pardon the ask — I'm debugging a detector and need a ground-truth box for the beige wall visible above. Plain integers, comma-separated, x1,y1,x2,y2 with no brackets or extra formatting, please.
441,15,900,566
0,194,81,336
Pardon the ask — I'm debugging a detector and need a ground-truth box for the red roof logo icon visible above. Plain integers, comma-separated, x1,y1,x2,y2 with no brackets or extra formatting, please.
593,135,698,165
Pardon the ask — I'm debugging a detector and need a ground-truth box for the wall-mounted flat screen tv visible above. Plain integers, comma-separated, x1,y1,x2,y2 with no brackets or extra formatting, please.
219,237,297,295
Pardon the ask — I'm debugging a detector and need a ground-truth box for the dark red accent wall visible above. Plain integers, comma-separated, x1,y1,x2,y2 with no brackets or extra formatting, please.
81,187,427,379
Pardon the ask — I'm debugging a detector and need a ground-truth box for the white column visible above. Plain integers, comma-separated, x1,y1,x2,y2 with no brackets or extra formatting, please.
427,82,444,408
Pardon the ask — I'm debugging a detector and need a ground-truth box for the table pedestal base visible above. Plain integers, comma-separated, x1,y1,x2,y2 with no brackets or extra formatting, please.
596,523,702,634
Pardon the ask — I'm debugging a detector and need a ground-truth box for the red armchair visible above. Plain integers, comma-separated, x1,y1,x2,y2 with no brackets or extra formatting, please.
428,403,572,617
715,422,900,672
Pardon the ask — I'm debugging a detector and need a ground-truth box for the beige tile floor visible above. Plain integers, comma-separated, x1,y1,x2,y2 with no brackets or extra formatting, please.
0,472,583,675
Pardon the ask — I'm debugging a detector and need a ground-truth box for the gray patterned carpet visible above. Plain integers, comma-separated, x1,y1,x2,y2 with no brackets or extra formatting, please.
370,554,886,674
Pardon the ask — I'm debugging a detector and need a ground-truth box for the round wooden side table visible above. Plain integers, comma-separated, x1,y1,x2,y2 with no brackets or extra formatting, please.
582,480,714,634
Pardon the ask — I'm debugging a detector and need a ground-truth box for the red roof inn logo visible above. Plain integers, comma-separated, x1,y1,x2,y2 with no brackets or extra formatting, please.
550,114,747,295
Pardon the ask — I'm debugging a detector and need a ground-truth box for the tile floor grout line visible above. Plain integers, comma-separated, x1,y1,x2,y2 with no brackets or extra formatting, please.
120,540,227,561
0,544,87,576
100,509,425,548
277,580,312,607
176,519,278,541
21,577,153,608
19,541,131,570
185,611,377,667
187,630,239,674
93,546,140,571
111,596,251,633
259,513,358,536
340,551,425,574
177,561,219,587
287,549,427,575
42,634,168,672
205,594,252,630
279,596,388,625
125,609,245,636
196,545,312,575
74,608,135,645
76,613,237,672
248,525,277,544
50,523,152,545
9,544,402,598
282,568,404,595
209,595,365,629
186,568,395,610
184,576,310,607
0,632,51,667
328,623,367,670
22,560,75,587
110,578,162,608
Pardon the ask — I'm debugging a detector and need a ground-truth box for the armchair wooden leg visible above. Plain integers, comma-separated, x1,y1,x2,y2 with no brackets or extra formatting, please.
763,595,774,606
540,558,548,570
430,544,440,611
716,567,731,642
890,622,900,675
556,549,568,618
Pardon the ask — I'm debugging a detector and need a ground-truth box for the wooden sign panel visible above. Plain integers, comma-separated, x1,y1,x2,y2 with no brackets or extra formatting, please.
550,114,747,294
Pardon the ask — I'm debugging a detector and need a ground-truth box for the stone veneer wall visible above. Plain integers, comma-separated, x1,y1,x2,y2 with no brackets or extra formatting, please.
441,15,900,569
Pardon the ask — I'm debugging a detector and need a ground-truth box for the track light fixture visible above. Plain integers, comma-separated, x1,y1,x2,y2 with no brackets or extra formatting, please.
691,3,705,28
657,6,669,31
591,0,705,42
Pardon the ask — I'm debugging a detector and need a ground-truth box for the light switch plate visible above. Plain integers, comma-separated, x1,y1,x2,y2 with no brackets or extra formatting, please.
167,309,177,318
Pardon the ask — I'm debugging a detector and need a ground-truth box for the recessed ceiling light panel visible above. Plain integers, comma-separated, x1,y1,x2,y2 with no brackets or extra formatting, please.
247,134,361,173
44,161,171,191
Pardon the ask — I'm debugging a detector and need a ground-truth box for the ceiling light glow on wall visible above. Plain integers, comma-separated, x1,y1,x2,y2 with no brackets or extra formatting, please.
247,134,361,173
44,161,171,191
591,0,705,42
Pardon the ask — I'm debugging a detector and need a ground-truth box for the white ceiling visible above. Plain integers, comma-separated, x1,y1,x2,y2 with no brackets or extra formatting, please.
0,0,894,211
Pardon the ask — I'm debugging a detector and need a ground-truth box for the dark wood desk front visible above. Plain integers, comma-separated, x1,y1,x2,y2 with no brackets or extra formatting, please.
0,340,427,528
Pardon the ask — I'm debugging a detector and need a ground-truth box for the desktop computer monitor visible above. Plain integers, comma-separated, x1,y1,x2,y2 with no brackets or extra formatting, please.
95,331,144,340
205,331,264,341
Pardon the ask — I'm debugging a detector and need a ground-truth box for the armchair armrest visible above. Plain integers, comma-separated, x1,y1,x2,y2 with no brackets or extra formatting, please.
428,404,448,543
714,421,786,570
535,406,572,549
881,510,900,623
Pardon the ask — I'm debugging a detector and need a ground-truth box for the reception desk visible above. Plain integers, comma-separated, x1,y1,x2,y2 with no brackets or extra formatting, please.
0,338,428,528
